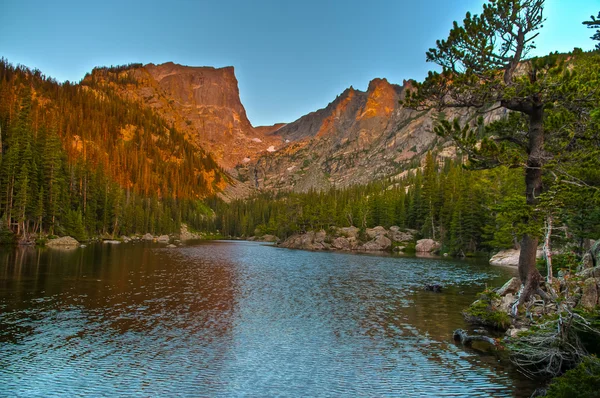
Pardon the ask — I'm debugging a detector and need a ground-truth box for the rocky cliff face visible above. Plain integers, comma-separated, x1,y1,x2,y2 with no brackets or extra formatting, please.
84,62,283,170
85,63,505,197
236,78,453,192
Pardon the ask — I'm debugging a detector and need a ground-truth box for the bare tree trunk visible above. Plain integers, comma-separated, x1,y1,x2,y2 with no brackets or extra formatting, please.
544,214,553,283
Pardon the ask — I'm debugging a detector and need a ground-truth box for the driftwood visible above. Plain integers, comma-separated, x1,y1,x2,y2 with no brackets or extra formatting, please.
453,329,499,347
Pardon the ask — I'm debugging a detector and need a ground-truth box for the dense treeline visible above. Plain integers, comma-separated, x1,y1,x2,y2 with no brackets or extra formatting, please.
0,59,221,241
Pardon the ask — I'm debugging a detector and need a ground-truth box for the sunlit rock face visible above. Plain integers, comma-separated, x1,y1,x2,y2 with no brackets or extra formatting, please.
86,62,284,170
86,63,505,197
239,78,444,193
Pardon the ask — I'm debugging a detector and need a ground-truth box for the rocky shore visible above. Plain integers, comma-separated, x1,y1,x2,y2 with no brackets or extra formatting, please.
275,226,441,254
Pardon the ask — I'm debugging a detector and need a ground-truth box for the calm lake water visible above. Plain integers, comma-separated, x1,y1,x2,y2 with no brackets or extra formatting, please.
0,241,537,397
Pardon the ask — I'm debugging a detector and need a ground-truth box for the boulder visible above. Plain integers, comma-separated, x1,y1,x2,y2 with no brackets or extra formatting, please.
415,239,441,253
366,226,387,239
121,236,131,243
280,231,323,250
332,237,351,250
499,293,515,312
497,277,521,296
103,240,121,244
490,248,543,267
46,236,80,247
157,235,170,243
580,278,599,311
314,230,327,243
389,226,414,242
579,253,594,272
339,226,360,239
360,235,392,251
143,233,154,241
261,234,279,243
167,244,177,248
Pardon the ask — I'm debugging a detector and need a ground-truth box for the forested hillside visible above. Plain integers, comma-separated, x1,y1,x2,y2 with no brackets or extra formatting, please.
0,60,226,241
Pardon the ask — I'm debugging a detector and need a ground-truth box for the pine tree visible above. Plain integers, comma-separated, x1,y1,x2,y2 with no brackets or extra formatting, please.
404,0,600,303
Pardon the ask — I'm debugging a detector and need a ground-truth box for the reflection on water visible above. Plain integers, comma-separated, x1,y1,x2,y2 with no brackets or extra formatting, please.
0,241,536,396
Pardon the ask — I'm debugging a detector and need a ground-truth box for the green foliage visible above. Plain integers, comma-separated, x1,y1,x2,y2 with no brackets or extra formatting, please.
544,356,600,397
583,12,600,50
463,290,511,331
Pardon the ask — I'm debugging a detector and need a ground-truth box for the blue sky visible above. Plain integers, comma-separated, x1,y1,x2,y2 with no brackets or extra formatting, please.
1,0,597,126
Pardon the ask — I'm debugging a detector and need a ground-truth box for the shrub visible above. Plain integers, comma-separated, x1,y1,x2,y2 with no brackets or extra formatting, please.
544,356,600,398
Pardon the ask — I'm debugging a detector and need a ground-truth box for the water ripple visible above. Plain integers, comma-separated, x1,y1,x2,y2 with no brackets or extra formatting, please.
0,241,534,396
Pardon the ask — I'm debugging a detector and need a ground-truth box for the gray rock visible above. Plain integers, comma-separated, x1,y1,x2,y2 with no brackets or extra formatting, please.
580,253,594,271
143,233,154,241
497,277,521,296
360,234,392,251
415,239,441,253
366,226,387,239
499,293,515,312
580,278,599,311
167,244,177,248
332,237,350,250
388,226,414,242
490,248,543,267
46,236,80,247
577,266,600,279
157,235,170,243
339,227,360,239
260,234,279,242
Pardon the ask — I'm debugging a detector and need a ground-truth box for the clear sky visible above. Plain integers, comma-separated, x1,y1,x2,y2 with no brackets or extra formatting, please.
1,0,597,126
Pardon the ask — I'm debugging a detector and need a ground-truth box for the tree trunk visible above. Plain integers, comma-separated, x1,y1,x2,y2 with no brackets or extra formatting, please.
544,214,553,283
518,102,545,305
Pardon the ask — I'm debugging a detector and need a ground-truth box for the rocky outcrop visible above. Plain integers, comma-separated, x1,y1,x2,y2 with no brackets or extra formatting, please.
415,239,441,253
279,226,414,252
86,62,283,170
46,236,80,247
180,224,202,241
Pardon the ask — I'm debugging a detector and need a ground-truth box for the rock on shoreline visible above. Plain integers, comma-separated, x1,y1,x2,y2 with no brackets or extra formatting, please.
46,236,80,247
489,248,544,267
278,226,419,252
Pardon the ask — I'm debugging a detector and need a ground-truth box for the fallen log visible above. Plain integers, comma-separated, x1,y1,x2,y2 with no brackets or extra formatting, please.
453,329,499,347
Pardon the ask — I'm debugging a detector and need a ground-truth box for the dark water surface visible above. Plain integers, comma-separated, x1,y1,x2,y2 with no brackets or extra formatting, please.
0,241,536,396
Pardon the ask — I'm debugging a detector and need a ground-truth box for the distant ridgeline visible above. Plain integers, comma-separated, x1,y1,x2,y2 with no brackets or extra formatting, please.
0,59,224,241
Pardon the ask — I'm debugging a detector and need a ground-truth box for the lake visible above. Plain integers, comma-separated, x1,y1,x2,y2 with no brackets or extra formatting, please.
0,240,536,396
